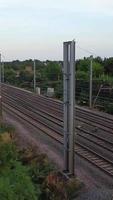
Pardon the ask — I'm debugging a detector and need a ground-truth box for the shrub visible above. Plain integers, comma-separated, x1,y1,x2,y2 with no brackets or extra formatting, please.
29,154,54,184
0,161,40,200
0,130,41,200
0,143,18,168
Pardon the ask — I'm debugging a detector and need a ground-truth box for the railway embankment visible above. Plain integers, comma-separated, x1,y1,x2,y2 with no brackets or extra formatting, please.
3,110,113,200
2,84,113,199
0,121,82,200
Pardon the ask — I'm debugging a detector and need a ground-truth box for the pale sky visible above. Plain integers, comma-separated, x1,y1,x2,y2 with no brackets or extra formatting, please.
0,0,113,61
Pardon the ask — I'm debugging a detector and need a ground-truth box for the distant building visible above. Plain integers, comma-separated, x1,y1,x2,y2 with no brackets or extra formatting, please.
25,66,33,72
43,62,47,66
15,71,20,78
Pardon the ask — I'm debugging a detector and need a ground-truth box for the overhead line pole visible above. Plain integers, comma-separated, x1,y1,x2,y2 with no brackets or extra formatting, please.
63,40,75,176
33,59,36,93
63,42,69,172
69,41,75,175
89,55,93,108
0,53,2,120
2,61,4,83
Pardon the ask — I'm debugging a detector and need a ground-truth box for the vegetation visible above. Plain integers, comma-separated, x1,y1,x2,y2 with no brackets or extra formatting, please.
75,57,113,111
0,123,81,199
0,123,39,199
3,56,113,112
4,56,113,86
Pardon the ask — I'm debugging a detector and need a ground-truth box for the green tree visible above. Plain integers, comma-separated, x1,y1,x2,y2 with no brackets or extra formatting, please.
104,57,113,75
44,62,62,81
76,58,103,78
19,71,33,82
93,61,104,77
76,70,89,80
76,58,89,72
5,69,16,84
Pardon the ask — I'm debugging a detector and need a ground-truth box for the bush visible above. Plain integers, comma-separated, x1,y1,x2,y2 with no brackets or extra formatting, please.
0,129,41,200
28,153,54,184
0,125,71,199
0,161,40,200
0,143,18,168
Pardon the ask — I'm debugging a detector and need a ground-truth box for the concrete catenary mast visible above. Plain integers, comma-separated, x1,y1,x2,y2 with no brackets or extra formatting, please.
63,40,75,175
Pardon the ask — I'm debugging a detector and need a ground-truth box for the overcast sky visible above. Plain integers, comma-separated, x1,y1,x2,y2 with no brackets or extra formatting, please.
0,0,113,61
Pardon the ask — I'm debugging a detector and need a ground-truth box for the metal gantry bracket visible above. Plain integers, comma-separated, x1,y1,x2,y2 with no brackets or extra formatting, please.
63,40,75,176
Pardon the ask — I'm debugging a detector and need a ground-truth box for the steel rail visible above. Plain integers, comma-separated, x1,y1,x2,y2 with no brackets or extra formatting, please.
3,89,113,136
3,102,113,177
3,91,113,153
3,84,113,132
2,84,113,177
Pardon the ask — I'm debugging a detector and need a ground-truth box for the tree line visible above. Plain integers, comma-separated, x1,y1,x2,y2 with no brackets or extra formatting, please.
3,56,113,88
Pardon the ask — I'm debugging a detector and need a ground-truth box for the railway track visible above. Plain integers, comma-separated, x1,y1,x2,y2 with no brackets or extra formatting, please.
3,84,113,132
2,84,113,177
